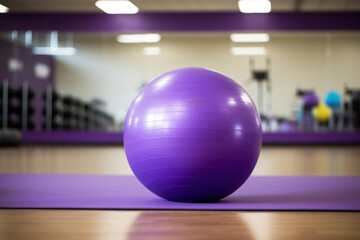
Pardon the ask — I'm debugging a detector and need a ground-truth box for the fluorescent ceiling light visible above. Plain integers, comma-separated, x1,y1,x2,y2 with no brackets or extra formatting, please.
95,0,138,14
238,0,271,13
33,47,76,56
8,58,23,72
0,4,9,13
231,47,267,56
231,33,269,42
143,47,161,55
117,34,161,43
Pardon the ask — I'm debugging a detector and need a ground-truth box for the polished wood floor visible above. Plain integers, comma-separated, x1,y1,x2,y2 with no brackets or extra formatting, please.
1,145,360,175
1,145,360,240
1,210,359,240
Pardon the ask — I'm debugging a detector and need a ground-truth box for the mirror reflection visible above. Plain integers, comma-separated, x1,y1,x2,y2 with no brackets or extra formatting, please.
1,31,360,133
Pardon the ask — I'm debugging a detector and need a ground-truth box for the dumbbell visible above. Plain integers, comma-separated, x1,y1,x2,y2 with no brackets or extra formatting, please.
2,85,35,100
3,119,35,129
42,121,62,130
62,96,74,106
42,89,60,102
16,87,35,100
0,84,19,99
0,103,20,113
42,102,63,116
1,104,34,115
63,118,79,130
2,103,35,115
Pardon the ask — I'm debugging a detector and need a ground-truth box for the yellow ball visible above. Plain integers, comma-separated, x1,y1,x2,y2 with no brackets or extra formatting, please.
312,103,332,122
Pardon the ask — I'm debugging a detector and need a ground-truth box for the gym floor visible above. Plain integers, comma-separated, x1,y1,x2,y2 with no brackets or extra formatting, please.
1,145,360,239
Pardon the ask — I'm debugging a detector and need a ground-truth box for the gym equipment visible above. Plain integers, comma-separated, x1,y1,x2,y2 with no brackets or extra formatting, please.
124,68,262,202
325,91,341,108
279,120,298,132
249,58,272,131
297,91,319,131
43,86,63,130
0,81,22,146
312,103,331,123
19,83,35,131
344,86,360,130
42,86,114,131
294,88,311,127
0,82,35,131
302,92,319,108
268,117,280,132
0,129,22,146
0,85,34,100
296,89,313,97
324,91,342,131
295,107,302,119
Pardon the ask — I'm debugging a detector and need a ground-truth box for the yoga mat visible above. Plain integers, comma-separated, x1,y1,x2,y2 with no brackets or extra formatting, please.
1,174,359,211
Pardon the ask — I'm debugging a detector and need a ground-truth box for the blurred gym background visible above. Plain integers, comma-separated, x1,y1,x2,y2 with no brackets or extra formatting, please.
0,1,359,146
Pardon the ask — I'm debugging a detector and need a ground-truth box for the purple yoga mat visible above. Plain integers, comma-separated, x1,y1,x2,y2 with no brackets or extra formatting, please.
0,174,359,211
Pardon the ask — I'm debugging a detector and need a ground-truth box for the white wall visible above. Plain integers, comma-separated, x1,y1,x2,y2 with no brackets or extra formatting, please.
55,33,360,123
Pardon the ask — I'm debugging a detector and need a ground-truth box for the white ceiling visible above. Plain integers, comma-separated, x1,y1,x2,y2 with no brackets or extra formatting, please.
2,0,360,13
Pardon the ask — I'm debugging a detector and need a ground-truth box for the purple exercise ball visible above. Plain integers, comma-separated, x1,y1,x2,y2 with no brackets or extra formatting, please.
302,92,319,108
124,68,262,202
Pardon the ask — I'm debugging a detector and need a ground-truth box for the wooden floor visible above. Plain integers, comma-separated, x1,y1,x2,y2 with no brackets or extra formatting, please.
1,210,359,240
1,145,360,239
1,145,360,175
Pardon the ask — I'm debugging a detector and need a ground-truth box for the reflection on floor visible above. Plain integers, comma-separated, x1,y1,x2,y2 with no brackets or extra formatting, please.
0,210,359,240
1,146,359,175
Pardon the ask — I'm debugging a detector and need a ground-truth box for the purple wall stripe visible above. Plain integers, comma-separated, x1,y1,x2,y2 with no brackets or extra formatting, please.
262,132,360,144
1,12,360,32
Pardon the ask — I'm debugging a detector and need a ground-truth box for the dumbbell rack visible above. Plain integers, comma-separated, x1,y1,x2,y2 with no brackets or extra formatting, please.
250,58,272,132
21,82,29,131
343,87,359,131
1,81,9,129
0,81,22,145
295,89,317,132
1,81,34,131
43,86,63,131
1,81,9,130
328,106,343,131
42,87,115,131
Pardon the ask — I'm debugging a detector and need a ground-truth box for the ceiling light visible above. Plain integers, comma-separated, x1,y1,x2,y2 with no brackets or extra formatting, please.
143,47,161,55
95,0,139,14
231,33,269,42
117,34,161,43
8,58,23,72
238,0,271,13
33,47,76,56
231,47,267,56
0,4,9,13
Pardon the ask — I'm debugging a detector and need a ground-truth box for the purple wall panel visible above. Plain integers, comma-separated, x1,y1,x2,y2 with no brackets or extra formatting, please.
0,12,360,32
0,40,15,81
262,132,360,144
0,39,54,130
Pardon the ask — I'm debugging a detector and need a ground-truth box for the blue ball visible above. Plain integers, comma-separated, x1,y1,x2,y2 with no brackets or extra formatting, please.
296,108,303,119
325,91,341,108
